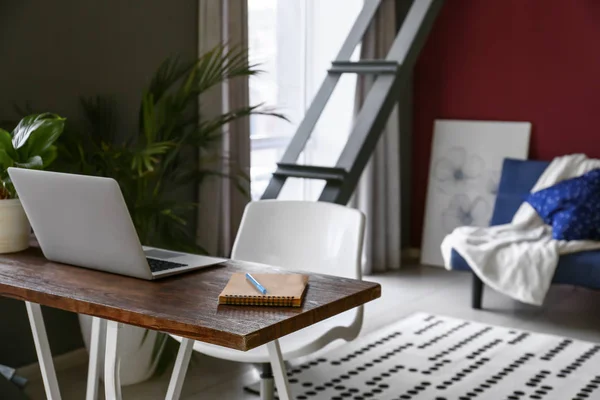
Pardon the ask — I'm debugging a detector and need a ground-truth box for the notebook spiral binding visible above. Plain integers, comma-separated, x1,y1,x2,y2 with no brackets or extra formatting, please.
222,295,296,307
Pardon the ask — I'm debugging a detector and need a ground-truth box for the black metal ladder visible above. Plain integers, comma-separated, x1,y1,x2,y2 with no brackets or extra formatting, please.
261,0,444,204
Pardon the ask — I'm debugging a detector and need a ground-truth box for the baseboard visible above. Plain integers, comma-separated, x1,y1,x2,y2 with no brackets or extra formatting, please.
401,247,421,264
17,347,87,383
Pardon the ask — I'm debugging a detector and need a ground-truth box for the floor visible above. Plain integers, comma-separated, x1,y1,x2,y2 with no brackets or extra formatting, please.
23,264,600,399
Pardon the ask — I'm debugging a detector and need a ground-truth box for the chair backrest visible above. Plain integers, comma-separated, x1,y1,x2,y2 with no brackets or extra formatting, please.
490,158,550,225
231,200,366,280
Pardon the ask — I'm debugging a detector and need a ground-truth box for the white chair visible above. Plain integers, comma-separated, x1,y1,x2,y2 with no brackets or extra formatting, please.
166,200,366,400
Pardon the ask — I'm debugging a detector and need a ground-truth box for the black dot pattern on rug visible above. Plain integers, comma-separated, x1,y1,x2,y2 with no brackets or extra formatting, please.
555,345,600,378
436,357,490,390
540,338,572,361
329,331,403,366
395,382,432,400
524,370,551,388
423,315,437,322
466,353,534,396
572,375,600,400
415,320,444,335
507,332,530,345
286,358,328,378
421,359,451,375
429,327,492,361
258,314,600,400
418,322,470,349
504,389,528,400
465,338,503,359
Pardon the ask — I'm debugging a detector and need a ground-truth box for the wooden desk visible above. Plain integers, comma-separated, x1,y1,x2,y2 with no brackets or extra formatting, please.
0,247,381,400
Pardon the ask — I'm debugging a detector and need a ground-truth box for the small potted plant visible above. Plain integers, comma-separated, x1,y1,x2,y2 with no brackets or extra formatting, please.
0,113,65,253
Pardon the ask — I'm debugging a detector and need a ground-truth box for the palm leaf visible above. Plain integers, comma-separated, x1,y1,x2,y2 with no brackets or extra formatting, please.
146,57,196,104
193,45,260,96
190,104,286,147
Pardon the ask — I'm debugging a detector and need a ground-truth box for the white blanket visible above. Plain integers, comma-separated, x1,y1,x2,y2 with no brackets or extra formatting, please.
441,154,600,305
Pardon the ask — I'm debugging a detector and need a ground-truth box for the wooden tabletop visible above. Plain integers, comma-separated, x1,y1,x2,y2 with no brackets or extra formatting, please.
0,247,380,351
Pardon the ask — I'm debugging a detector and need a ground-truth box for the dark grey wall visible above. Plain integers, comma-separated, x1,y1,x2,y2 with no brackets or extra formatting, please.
0,0,198,367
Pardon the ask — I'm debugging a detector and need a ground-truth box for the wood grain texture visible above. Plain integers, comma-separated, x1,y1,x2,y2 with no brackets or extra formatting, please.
0,247,380,351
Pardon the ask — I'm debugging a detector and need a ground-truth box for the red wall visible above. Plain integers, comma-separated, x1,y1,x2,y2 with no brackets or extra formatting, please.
411,0,600,246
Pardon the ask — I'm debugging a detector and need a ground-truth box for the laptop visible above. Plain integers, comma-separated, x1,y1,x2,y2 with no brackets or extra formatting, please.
8,168,226,280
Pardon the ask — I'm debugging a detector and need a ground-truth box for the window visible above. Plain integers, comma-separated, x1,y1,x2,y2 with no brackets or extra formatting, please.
248,0,362,200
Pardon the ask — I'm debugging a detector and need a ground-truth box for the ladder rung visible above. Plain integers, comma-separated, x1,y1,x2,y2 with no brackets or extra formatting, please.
329,61,399,74
273,164,347,181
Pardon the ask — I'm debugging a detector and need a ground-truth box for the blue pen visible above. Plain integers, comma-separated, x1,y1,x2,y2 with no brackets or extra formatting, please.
246,273,267,295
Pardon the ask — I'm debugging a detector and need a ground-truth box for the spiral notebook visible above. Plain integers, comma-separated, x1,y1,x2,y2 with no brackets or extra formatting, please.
219,273,309,307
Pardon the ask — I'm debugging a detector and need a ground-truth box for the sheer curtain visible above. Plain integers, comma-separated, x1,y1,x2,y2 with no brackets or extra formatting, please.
248,0,362,201
196,0,251,256
354,0,402,274
246,0,403,273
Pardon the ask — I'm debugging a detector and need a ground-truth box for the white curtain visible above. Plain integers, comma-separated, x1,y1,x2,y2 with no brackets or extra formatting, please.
196,0,251,256
354,0,402,274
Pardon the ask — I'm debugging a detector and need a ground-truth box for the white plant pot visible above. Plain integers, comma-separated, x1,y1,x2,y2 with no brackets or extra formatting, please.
0,199,30,253
79,314,160,386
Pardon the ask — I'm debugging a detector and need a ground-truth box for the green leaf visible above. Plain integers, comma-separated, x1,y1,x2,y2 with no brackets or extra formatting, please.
25,115,65,158
0,149,14,169
40,145,58,168
15,155,43,169
11,113,63,151
0,129,17,160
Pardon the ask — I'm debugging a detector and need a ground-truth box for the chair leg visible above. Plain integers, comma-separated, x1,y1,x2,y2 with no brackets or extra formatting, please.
260,363,275,400
25,302,62,400
166,338,195,400
266,340,291,400
472,273,484,310
86,317,106,400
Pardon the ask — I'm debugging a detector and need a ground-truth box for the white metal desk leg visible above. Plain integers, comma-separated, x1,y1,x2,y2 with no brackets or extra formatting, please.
267,340,292,400
25,302,62,400
165,338,195,400
86,317,106,400
105,320,122,400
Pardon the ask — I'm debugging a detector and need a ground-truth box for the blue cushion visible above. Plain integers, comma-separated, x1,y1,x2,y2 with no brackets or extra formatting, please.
489,158,550,226
526,169,600,240
552,205,600,241
450,158,600,290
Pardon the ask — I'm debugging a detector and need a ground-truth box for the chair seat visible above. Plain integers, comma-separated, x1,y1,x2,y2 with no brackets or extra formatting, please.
171,309,359,364
451,249,600,290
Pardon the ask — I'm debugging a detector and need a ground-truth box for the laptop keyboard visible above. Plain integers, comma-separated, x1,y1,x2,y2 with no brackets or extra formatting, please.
146,258,188,273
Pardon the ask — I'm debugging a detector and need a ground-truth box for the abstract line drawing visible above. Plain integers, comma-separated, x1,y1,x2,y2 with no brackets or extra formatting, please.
433,146,484,193
442,194,490,233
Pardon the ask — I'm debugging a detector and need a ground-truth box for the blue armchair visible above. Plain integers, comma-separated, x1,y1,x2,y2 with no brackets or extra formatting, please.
450,158,600,309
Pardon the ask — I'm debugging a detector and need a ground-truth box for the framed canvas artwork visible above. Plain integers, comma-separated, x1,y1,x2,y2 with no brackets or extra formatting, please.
420,120,531,267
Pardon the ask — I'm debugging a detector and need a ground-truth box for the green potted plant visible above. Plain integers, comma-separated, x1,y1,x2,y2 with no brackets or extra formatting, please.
0,114,65,253
55,45,283,384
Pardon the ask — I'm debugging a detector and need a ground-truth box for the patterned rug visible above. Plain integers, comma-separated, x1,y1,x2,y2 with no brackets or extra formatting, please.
245,313,600,400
